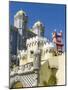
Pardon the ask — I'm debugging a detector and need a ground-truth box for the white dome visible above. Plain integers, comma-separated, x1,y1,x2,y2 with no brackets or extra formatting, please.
14,10,26,17
33,21,43,28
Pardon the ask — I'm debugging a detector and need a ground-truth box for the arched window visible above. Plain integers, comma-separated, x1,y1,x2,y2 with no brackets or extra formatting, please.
46,49,48,53
30,50,34,58
32,42,34,46
28,63,31,70
49,49,52,53
35,41,37,45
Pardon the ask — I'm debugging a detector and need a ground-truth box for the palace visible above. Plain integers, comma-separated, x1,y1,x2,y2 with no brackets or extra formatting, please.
10,10,65,88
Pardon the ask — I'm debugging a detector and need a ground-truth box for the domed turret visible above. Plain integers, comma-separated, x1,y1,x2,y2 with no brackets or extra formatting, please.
14,10,28,29
32,21,44,36
14,10,26,18
33,21,43,28
14,10,28,51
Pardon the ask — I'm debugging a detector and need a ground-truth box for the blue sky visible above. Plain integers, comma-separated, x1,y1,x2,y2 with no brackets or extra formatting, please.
9,1,66,51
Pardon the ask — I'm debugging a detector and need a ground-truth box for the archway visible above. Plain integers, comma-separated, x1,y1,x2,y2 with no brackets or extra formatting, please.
11,81,24,89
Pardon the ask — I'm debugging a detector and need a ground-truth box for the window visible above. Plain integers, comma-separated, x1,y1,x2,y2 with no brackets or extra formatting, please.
49,49,52,53
32,42,34,46
30,50,34,58
46,49,48,53
35,41,37,45
31,51,34,54
28,64,31,70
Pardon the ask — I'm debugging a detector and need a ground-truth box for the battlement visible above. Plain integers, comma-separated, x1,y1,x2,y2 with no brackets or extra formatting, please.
20,50,27,54
26,36,49,47
17,50,27,59
44,42,55,49
10,62,34,76
26,36,38,44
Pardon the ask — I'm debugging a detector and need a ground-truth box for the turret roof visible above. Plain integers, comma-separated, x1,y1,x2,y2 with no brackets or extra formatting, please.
33,21,43,29
14,10,26,18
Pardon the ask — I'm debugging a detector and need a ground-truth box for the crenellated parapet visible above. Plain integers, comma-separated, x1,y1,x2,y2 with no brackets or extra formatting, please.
26,36,39,47
10,62,34,76
26,36,49,48
32,21,44,36
18,50,27,58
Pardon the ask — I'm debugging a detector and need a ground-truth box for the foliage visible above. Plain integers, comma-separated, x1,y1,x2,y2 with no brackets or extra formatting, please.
48,74,57,86
10,25,14,32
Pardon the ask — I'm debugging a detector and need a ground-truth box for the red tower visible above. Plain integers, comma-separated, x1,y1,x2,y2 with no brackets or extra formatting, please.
52,31,64,53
